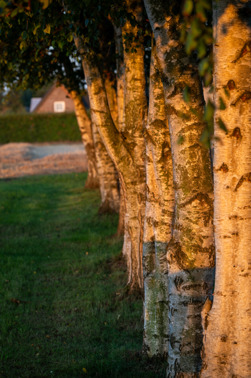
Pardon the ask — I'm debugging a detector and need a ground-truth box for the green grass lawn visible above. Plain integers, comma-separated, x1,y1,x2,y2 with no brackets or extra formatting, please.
0,173,166,378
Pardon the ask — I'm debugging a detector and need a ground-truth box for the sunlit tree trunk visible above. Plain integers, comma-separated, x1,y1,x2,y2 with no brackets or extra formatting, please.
77,47,143,288
120,0,147,289
113,24,126,237
75,0,147,289
113,24,125,132
69,92,99,189
201,2,251,377
143,43,174,357
71,89,119,212
104,76,118,129
91,121,120,214
104,75,125,228
144,1,215,375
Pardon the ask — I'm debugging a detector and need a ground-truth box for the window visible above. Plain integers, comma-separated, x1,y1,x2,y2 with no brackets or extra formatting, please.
54,101,65,113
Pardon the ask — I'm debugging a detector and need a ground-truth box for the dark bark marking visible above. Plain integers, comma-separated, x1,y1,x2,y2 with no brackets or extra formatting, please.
174,276,184,290
227,80,236,90
232,41,251,63
231,91,251,106
234,172,251,191
179,192,212,209
231,232,239,236
220,334,228,342
229,214,243,220
241,273,249,277
230,127,242,140
216,163,229,173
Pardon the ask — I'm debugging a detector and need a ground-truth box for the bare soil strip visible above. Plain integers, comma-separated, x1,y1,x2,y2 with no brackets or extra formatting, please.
0,143,87,178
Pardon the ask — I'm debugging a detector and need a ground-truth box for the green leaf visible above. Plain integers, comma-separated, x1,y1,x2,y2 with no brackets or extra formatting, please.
21,31,27,40
43,24,51,34
33,25,40,35
197,40,206,59
198,57,209,76
204,71,212,87
11,8,19,17
178,135,185,144
183,0,193,16
218,118,228,133
204,100,215,122
39,0,51,9
199,0,211,10
219,97,226,110
183,86,191,103
67,34,73,43
58,40,64,50
190,18,202,38
196,2,207,22
180,26,186,43
200,129,210,148
20,40,27,50
185,33,197,54
203,31,213,45
223,87,230,98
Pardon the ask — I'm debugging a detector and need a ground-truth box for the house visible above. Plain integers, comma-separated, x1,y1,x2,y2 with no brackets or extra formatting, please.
30,83,75,113
30,83,90,114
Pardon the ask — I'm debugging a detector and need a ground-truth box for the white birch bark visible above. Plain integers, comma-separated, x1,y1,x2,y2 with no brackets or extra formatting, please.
75,32,146,289
143,43,174,357
104,77,119,130
69,90,99,189
113,24,125,133
120,0,148,289
143,0,215,374
71,89,119,212
91,120,120,214
201,2,251,377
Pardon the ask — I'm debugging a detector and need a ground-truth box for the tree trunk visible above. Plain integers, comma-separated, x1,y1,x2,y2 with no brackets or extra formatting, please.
143,43,174,358
104,75,125,225
70,90,99,189
113,24,126,237
144,1,215,375
201,2,251,377
91,120,120,214
113,24,125,132
71,89,119,212
75,0,147,289
77,45,144,288
120,0,147,290
104,76,118,130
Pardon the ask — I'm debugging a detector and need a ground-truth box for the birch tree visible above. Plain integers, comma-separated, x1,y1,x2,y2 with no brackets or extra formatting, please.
143,42,174,357
144,0,215,374
201,1,251,376
0,5,121,213
73,0,148,289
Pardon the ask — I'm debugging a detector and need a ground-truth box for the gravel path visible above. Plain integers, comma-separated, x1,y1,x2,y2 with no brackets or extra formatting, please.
0,142,88,179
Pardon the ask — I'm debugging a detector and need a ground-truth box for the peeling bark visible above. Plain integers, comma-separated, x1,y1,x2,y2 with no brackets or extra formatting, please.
144,0,215,375
70,90,99,189
143,43,174,357
201,2,251,377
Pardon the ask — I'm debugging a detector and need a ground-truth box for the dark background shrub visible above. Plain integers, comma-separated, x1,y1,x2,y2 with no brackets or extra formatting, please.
0,113,81,143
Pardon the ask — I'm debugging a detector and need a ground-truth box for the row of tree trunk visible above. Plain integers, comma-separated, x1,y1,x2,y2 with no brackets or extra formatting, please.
66,0,250,376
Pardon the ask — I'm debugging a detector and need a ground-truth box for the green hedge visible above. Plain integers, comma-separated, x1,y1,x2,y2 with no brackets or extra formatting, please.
0,113,82,143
